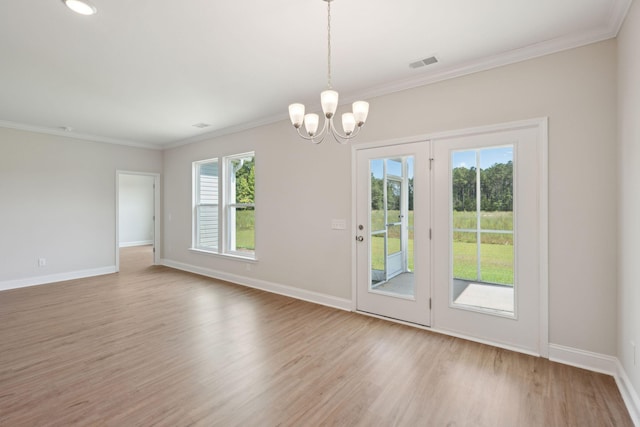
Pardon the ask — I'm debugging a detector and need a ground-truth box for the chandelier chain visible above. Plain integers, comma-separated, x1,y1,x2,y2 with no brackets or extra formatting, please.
327,0,332,89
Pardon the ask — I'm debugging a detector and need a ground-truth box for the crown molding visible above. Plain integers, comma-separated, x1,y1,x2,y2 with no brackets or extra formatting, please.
0,120,163,150
357,5,631,102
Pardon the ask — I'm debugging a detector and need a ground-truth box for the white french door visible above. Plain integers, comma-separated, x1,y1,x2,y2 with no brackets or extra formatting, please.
354,120,547,355
355,142,431,326
431,123,545,355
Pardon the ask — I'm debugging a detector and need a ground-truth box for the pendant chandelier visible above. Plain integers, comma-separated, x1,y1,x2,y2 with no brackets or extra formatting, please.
288,0,369,144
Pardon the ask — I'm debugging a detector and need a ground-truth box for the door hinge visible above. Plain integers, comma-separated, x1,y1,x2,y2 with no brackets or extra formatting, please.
429,158,434,170
153,215,155,221
429,228,432,240
429,298,432,309
153,247,156,253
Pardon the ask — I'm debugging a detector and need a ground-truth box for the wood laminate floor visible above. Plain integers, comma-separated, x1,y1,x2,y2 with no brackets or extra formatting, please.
0,246,633,426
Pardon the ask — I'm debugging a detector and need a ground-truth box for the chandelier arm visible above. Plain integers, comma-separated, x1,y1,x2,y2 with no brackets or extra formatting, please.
327,118,362,143
294,117,329,144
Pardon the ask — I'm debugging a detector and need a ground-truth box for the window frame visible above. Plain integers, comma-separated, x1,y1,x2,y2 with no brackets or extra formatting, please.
191,151,256,261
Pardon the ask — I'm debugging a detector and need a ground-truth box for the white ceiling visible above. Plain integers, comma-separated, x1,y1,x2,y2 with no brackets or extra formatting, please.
0,0,631,149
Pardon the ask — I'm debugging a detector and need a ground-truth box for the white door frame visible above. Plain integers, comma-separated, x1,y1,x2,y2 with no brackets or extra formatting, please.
115,170,161,271
351,117,548,357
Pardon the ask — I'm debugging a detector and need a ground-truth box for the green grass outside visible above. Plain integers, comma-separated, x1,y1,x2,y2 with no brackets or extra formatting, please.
370,210,513,285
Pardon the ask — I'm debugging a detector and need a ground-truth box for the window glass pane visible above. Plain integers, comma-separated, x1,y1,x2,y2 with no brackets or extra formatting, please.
196,161,218,251
452,151,477,227
480,232,513,285
369,156,415,298
227,153,255,256
479,147,513,230
453,231,477,281
371,232,385,285
230,156,255,204
387,224,401,256
451,145,515,316
386,158,402,177
198,161,218,204
370,159,385,232
197,205,218,249
231,206,255,252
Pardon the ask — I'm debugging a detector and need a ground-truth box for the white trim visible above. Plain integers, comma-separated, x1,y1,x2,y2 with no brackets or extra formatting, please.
119,240,153,248
548,343,618,375
0,266,117,292
0,120,161,149
538,118,550,358
160,259,351,311
616,360,640,426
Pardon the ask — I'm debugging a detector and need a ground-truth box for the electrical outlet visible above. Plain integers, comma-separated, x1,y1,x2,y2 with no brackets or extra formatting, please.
38,258,46,267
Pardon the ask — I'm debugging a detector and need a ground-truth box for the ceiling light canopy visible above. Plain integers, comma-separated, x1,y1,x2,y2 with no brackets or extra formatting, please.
288,0,369,145
62,0,97,16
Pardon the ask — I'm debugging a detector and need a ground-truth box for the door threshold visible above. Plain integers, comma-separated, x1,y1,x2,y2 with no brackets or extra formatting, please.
355,310,431,329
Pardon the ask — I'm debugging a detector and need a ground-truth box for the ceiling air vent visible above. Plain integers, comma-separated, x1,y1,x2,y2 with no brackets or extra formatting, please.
192,123,211,128
409,56,438,69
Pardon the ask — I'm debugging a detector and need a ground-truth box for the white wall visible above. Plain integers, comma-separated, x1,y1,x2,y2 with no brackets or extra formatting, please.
118,174,155,247
0,128,162,286
163,40,618,356
618,0,640,402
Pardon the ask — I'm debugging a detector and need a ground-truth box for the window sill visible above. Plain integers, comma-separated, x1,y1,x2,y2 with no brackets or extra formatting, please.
189,248,258,263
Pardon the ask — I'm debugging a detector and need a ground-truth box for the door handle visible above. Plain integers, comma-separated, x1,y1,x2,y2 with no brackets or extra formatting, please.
356,236,364,242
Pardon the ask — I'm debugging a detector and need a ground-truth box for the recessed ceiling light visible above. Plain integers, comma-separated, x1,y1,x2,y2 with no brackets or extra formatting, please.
61,0,97,16
192,123,211,128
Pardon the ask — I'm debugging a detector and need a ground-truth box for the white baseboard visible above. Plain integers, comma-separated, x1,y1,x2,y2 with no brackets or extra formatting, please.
548,343,618,375
0,266,117,292
549,344,640,425
616,360,640,426
119,240,153,248
160,258,352,311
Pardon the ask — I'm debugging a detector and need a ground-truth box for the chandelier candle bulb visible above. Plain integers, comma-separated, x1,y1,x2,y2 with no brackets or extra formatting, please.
353,101,370,126
289,104,305,128
320,90,339,118
304,114,320,136
342,113,356,135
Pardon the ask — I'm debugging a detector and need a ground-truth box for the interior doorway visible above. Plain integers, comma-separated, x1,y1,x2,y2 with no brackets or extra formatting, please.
115,171,160,271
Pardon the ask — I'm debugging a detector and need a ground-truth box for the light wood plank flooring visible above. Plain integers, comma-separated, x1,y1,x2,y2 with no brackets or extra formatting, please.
0,246,633,426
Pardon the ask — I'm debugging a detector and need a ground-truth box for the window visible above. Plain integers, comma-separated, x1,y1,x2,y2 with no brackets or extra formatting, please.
192,152,255,259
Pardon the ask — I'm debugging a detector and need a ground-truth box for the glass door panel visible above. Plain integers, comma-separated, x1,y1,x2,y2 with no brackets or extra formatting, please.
370,157,414,298
451,146,515,316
